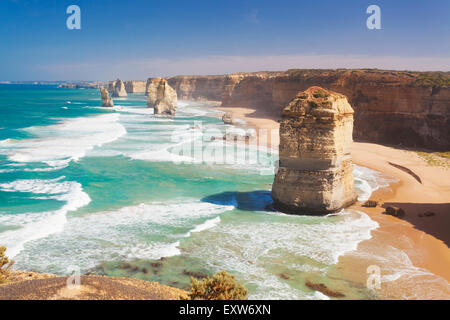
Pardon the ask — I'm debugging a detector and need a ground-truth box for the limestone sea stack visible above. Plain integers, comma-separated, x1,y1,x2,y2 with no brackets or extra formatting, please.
222,112,234,125
271,86,357,215
146,78,178,116
100,87,114,108
111,78,127,97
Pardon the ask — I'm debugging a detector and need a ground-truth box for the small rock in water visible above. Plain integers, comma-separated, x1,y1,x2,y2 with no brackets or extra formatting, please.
222,112,234,124
279,273,290,280
151,262,163,268
182,270,208,280
305,280,345,298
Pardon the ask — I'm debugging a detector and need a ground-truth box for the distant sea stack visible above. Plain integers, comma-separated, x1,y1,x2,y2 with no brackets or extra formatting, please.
146,78,178,116
271,86,357,215
100,87,114,108
110,79,127,97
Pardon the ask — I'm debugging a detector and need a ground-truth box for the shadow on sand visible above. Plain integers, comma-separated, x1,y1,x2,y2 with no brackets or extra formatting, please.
382,202,450,247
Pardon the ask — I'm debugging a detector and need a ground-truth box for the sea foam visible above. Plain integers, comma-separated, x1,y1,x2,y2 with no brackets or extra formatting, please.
5,114,126,169
0,176,91,258
9,199,234,274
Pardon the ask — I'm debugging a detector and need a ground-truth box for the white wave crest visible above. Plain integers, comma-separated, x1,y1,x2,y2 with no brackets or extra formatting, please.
4,114,126,168
0,177,91,258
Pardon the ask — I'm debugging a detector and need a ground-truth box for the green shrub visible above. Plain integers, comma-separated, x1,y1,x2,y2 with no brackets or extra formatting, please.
189,270,248,300
313,89,330,98
415,73,450,87
309,101,319,108
0,246,11,283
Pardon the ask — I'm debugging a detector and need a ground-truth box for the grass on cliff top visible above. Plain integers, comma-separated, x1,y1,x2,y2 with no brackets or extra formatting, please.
313,89,330,98
414,72,450,87
415,151,450,168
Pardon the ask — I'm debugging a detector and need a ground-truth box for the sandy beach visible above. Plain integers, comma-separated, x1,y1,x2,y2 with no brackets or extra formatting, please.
219,105,450,299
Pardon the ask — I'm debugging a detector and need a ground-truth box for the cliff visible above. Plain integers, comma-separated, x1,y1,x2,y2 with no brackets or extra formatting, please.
272,87,357,214
168,70,450,151
124,80,147,93
0,271,187,300
147,78,178,116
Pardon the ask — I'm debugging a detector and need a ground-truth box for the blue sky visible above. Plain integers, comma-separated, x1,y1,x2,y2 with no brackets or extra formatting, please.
1,0,449,80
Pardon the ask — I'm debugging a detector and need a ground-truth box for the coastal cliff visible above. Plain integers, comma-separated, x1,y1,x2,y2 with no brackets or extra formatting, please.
168,70,450,150
124,80,146,93
272,87,357,214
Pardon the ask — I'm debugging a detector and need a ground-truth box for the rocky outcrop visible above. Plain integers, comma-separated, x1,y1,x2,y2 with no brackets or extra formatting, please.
168,70,450,151
271,86,357,215
146,78,178,116
222,112,234,125
110,79,127,97
100,87,114,108
124,80,146,93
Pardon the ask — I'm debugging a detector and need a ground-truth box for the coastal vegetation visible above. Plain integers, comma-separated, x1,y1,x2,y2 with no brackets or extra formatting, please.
0,246,12,283
414,72,450,87
189,271,248,300
415,151,450,168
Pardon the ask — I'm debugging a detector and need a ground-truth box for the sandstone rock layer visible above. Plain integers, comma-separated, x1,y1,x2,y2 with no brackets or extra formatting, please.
146,78,178,116
272,86,357,215
168,70,450,151
124,80,146,93
100,87,114,108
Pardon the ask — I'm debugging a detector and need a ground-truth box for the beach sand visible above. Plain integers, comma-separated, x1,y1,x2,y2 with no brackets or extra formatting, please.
218,105,450,299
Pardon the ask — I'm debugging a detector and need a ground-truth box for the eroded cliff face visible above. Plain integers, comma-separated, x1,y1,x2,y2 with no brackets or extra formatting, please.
168,75,229,101
272,87,357,214
146,78,178,116
168,70,450,150
124,81,146,93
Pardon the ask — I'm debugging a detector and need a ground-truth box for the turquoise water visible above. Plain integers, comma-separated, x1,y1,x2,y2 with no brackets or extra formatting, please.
0,84,388,299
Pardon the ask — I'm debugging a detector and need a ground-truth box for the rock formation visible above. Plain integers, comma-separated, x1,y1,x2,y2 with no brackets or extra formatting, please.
100,87,114,108
168,70,450,151
271,86,357,215
110,79,127,97
146,78,178,116
124,80,146,93
222,112,234,124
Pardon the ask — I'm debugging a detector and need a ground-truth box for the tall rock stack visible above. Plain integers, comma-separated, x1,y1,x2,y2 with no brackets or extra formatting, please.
272,86,357,215
111,78,127,97
146,78,178,116
100,87,114,108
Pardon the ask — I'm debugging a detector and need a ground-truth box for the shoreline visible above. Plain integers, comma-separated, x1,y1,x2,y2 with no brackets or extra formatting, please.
218,104,450,299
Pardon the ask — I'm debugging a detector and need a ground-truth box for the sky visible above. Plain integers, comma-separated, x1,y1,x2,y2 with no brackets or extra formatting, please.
0,0,449,81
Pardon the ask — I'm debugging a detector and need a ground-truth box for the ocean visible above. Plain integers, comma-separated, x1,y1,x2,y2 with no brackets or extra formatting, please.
0,84,391,299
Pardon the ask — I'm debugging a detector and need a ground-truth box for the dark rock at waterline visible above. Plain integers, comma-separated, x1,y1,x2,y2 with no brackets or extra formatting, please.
151,262,163,268
305,280,345,298
182,270,209,280
384,206,405,217
362,200,378,208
